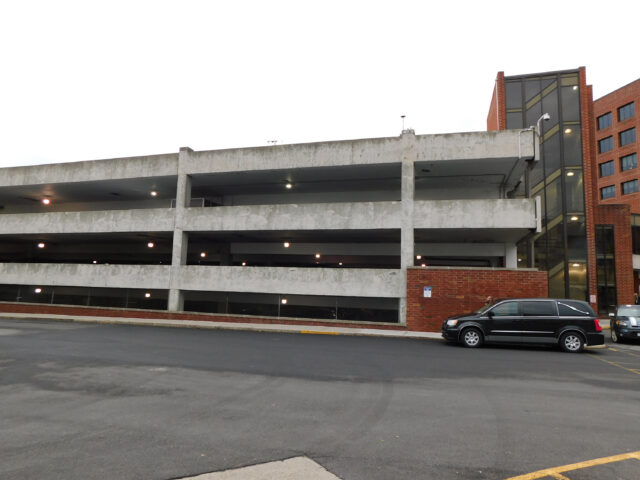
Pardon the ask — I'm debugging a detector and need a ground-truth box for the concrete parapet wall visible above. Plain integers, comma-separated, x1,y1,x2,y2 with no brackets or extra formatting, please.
0,208,175,234
0,263,171,289
184,202,402,231
177,266,403,298
413,199,537,229
0,154,178,187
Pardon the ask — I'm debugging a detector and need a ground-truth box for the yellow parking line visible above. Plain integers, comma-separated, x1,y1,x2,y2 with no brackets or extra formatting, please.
505,450,640,479
591,355,640,376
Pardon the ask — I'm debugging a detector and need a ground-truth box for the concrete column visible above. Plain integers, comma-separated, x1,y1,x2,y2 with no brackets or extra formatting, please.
168,147,193,311
504,243,518,269
399,130,416,324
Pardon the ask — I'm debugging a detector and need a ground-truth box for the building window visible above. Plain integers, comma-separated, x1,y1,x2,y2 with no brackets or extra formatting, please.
622,179,639,195
599,160,615,177
598,136,614,153
597,112,612,130
619,128,636,147
621,153,638,172
601,185,616,199
618,102,635,122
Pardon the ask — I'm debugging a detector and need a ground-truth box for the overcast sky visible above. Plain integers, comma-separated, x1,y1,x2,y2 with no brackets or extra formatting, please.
1,0,639,168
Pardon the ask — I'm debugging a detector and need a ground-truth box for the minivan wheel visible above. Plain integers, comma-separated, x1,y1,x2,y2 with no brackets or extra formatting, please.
560,332,584,353
461,327,483,348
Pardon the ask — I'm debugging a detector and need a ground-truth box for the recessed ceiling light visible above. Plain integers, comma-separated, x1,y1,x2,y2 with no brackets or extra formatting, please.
37,242,45,248
572,86,578,91
572,263,580,267
200,252,206,258
147,242,154,248
566,171,575,176
283,242,290,248
145,292,151,298
241,261,246,266
150,191,158,197
518,258,522,262
421,263,426,267
564,128,572,134
41,198,51,205
570,216,579,221
285,183,293,189
281,298,288,305
92,260,97,264
416,255,422,260
315,253,321,259
34,288,42,293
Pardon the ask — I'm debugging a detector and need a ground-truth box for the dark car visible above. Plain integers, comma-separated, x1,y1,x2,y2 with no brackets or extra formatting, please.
610,305,640,343
441,298,604,353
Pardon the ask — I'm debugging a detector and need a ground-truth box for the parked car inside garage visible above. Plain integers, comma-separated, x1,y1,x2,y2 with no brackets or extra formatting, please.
442,298,604,353
610,305,640,343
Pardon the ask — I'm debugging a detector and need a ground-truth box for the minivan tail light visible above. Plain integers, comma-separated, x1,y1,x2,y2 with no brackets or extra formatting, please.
594,319,602,332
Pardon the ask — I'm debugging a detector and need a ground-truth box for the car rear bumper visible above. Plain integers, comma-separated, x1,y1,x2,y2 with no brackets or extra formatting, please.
587,332,605,346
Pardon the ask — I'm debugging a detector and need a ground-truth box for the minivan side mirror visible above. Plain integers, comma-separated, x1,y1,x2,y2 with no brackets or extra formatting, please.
486,310,494,318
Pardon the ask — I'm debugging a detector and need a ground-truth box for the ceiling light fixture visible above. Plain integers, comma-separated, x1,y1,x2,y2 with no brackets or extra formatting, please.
315,253,321,259
41,198,51,205
564,128,572,134
37,242,45,248
283,242,290,248
570,216,579,221
572,263,580,268
285,183,293,189
241,261,246,266
147,242,155,248
421,263,426,267
572,86,578,91
416,255,422,260
92,260,97,264
339,262,343,266
145,292,151,298
566,171,575,177
281,298,288,305
200,252,206,258
150,191,158,197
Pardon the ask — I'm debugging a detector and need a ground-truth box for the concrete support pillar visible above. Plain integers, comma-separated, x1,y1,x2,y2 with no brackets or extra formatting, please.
399,130,416,325
168,147,193,311
504,243,518,269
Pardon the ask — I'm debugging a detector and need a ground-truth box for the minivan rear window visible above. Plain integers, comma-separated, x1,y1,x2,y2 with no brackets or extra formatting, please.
521,301,557,316
558,301,593,316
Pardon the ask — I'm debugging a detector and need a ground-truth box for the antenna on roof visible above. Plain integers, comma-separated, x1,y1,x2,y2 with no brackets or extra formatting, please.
401,115,406,131
267,140,278,146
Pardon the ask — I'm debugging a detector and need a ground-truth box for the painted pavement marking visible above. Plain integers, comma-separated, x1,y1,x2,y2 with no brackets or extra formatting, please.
505,450,640,480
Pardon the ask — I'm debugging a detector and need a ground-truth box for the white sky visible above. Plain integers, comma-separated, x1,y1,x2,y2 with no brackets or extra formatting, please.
1,0,639,168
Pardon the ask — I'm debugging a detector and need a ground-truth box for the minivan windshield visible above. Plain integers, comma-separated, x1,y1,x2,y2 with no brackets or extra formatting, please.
618,305,640,316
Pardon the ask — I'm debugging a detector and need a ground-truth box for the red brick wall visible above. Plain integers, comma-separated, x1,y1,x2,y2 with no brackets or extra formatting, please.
594,204,635,305
593,78,640,214
0,302,406,331
406,267,548,332
487,72,505,131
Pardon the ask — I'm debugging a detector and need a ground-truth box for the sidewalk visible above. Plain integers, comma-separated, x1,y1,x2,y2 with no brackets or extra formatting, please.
0,311,443,339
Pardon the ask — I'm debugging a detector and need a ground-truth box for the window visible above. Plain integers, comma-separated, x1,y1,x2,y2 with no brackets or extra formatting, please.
490,301,519,316
618,102,635,122
558,301,593,317
597,112,612,130
621,153,638,172
598,136,613,153
520,301,557,316
620,128,636,147
599,160,615,177
622,179,639,195
601,185,616,199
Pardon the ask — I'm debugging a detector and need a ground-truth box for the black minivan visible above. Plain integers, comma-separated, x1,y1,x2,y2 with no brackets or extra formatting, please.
441,298,604,353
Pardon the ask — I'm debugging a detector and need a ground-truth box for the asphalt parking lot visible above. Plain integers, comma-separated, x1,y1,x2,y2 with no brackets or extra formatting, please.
1,318,639,480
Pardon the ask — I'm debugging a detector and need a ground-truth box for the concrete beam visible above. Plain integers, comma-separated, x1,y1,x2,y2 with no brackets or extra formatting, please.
177,266,403,298
0,209,175,234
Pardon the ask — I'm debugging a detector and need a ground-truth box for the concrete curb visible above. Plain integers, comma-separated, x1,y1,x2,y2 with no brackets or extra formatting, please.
0,312,444,340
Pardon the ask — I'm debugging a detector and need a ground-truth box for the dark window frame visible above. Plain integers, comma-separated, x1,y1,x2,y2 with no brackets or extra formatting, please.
621,153,638,172
600,185,616,200
622,179,639,195
598,136,614,153
619,127,636,147
618,102,635,122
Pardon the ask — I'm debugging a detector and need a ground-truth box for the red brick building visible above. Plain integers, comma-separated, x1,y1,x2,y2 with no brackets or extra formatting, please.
488,68,636,313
